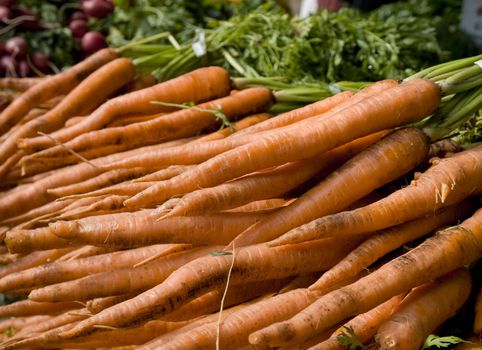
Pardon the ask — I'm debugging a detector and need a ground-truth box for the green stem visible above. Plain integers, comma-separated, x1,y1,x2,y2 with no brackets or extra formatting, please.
119,32,171,53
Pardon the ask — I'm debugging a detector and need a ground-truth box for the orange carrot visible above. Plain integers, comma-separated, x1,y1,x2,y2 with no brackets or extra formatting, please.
233,127,427,247
249,208,482,347
132,165,196,183
64,115,87,128
46,167,153,198
59,236,364,337
474,287,482,334
0,299,81,318
86,293,138,315
124,79,440,208
0,48,117,137
308,295,405,350
29,246,221,302
22,66,232,150
0,247,74,279
376,269,472,350
310,201,475,292
5,227,75,254
50,210,273,247
226,198,293,213
268,144,482,247
0,77,45,92
167,130,393,219
0,244,183,292
0,54,128,173
27,87,273,163
106,112,166,127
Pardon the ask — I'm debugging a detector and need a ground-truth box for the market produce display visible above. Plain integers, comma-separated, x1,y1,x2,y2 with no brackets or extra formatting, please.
0,0,481,349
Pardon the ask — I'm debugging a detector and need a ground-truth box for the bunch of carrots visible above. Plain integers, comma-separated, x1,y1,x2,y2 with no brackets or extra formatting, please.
0,46,480,350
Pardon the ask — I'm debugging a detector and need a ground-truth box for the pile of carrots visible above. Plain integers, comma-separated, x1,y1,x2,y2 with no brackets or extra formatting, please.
0,47,480,349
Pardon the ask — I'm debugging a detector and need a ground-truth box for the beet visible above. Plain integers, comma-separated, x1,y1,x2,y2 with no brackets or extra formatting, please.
18,59,30,77
69,19,88,38
0,6,12,22
31,52,49,72
5,36,28,58
81,31,107,54
70,11,88,22
0,55,18,74
82,0,113,19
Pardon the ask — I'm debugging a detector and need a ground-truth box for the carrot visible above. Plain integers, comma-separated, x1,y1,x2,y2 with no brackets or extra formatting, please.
376,269,472,350
0,315,51,335
0,54,127,174
0,247,74,279
64,115,87,128
5,227,76,254
29,246,221,302
46,167,153,198
106,112,166,127
474,287,482,334
268,144,482,247
54,245,113,262
124,79,440,208
0,253,20,265
51,195,134,220
27,87,273,162
132,165,196,183
23,319,188,349
22,66,232,150
0,137,221,221
0,48,117,136
160,278,292,323
0,77,45,92
428,138,462,159
86,293,138,315
249,208,482,347
0,151,23,179
167,130,394,219
233,127,428,247
307,295,404,350
231,80,399,139
59,236,364,337
310,201,475,292
0,244,183,292
0,198,74,228
50,211,273,247
0,300,81,318
226,198,294,213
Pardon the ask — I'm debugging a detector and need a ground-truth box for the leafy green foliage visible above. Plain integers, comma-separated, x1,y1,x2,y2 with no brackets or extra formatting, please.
422,334,467,349
336,326,367,350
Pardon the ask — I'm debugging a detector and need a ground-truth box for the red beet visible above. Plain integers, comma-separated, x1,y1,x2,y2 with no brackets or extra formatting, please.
82,0,113,19
5,36,27,58
81,31,107,54
69,19,88,38
0,55,18,74
31,52,49,72
0,0,14,7
15,7,41,30
0,6,12,22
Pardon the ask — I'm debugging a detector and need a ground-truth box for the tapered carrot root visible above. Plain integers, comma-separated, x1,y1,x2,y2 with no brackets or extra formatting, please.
0,48,117,137
51,211,272,247
234,127,428,247
86,293,138,314
232,80,398,139
0,199,74,227
5,227,74,254
308,295,404,350
0,55,132,175
160,278,292,323
23,319,188,349
376,269,472,350
23,66,232,150
0,315,51,335
249,208,482,347
166,131,387,219
29,246,220,302
106,112,166,128
0,244,181,292
0,247,74,279
0,77,45,92
60,236,363,337
59,184,153,202
310,201,475,291
0,136,218,221
0,300,81,318
125,79,440,209
269,144,482,247
474,287,482,334
46,167,152,198
132,165,195,183
29,87,273,163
